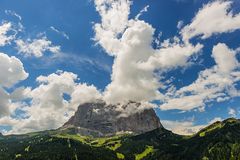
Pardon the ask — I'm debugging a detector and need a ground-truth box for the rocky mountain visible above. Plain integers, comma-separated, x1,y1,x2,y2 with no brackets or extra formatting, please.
61,100,162,137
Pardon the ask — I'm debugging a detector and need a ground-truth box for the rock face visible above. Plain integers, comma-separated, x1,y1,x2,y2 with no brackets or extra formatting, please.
62,100,162,137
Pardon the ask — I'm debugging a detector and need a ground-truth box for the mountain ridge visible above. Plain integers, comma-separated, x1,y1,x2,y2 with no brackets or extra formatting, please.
0,118,240,159
1,100,240,160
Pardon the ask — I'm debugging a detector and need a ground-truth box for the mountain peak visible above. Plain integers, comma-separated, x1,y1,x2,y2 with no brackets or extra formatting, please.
61,101,162,137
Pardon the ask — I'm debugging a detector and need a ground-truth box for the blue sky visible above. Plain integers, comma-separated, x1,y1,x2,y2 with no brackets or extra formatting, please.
0,0,240,135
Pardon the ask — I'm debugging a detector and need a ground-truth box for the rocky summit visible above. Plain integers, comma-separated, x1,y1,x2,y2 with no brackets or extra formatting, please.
61,100,162,137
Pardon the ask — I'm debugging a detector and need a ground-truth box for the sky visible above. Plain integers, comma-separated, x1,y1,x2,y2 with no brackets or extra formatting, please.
0,0,240,135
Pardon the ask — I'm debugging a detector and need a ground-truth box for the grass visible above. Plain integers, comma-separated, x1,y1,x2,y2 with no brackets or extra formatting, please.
199,122,223,137
54,133,123,150
54,134,91,144
25,145,30,152
54,133,126,159
74,153,78,160
106,140,122,150
135,146,154,160
199,132,206,137
117,152,125,159
15,154,22,158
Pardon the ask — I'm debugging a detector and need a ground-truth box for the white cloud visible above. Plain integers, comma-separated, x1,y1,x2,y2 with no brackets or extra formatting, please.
10,87,31,101
181,1,240,41
94,0,203,104
162,117,222,135
208,117,223,124
228,108,237,117
135,5,149,20
0,88,11,117
70,83,102,108
212,43,238,73
0,22,15,46
15,36,61,57
5,10,22,21
2,71,101,134
160,43,240,111
177,20,184,29
50,26,69,40
0,53,28,88
0,53,28,117
94,0,131,56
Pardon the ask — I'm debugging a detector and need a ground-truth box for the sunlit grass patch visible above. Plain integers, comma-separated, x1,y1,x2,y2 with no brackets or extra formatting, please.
25,145,30,152
15,154,22,158
117,152,125,159
135,146,154,160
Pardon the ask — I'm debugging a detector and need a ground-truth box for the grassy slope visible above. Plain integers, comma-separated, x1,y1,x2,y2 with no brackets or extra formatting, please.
0,118,240,160
147,118,240,160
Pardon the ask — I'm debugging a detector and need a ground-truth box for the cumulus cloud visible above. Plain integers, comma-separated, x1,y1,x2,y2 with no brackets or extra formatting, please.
94,0,202,104
0,88,11,118
70,83,102,108
2,71,101,134
0,22,15,46
160,43,240,111
94,0,131,56
10,87,31,101
212,43,238,73
0,53,28,88
181,1,240,41
15,36,61,57
0,53,28,117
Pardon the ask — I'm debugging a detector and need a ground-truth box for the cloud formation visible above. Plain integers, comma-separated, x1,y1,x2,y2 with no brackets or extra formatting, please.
1,71,101,134
0,53,28,88
181,1,240,41
0,22,15,46
94,0,202,104
93,0,240,113
15,35,61,57
161,43,240,111
0,53,28,117
228,108,237,117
